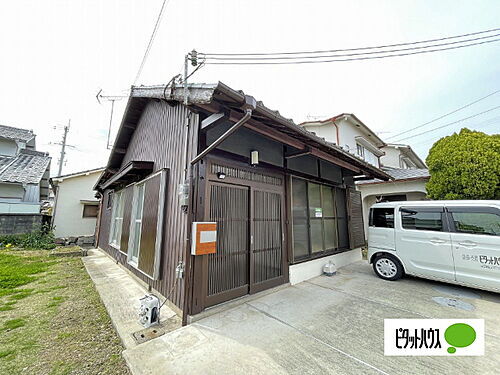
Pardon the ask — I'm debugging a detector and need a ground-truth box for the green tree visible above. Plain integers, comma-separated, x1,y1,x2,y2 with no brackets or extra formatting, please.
426,128,500,200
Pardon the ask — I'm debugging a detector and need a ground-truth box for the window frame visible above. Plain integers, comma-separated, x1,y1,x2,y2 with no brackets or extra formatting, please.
356,143,365,158
399,206,447,232
290,176,349,264
106,191,113,210
447,206,500,237
108,190,124,250
127,181,146,267
369,207,395,228
125,169,168,280
82,203,99,218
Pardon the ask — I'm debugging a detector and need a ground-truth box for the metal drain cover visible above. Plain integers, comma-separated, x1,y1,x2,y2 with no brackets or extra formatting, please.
132,326,165,344
132,315,182,344
432,285,481,300
432,297,475,311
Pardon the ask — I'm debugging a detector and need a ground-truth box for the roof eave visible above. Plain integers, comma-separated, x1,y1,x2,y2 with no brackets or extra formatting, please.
102,83,392,183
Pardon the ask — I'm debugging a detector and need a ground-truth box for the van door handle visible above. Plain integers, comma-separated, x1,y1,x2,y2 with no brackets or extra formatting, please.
430,239,446,244
459,241,477,248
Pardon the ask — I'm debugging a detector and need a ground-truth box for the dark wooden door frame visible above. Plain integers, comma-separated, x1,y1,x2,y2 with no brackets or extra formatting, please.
248,185,287,295
191,156,289,312
203,181,250,307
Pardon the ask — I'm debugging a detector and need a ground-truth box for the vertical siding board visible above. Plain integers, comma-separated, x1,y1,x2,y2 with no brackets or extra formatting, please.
120,187,133,252
97,101,199,311
138,175,161,276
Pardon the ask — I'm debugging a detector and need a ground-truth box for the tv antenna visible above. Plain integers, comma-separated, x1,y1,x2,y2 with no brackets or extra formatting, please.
96,89,129,149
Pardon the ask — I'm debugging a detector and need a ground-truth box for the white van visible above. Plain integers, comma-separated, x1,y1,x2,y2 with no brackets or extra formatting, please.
367,200,500,293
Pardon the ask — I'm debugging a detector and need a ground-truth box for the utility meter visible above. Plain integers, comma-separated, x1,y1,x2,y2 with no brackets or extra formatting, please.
138,295,160,328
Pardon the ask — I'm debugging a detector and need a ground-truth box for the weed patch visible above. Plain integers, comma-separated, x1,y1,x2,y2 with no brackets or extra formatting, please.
2,318,26,332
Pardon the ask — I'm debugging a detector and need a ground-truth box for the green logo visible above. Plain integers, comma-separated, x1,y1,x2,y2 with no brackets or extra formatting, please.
444,323,476,354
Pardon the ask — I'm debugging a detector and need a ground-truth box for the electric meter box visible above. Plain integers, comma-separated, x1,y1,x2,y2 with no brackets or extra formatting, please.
138,295,160,328
191,222,217,255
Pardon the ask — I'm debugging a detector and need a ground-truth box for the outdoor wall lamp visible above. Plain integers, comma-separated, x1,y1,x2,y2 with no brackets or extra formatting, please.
216,172,226,179
251,150,259,166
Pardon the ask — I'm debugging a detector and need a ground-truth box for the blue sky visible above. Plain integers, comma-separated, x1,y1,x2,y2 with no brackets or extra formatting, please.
0,0,499,175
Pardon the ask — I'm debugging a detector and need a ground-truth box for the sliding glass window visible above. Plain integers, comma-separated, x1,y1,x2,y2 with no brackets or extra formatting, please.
109,190,124,249
128,182,145,265
291,177,349,262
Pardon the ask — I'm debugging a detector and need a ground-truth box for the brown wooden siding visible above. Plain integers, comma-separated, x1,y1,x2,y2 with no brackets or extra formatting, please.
98,101,199,311
138,174,161,277
347,188,365,248
98,191,112,250
120,187,133,253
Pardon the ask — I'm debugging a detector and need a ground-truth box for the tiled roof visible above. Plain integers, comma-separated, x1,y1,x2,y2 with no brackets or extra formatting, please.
385,168,430,180
0,124,35,142
0,156,13,170
0,149,51,184
357,167,429,185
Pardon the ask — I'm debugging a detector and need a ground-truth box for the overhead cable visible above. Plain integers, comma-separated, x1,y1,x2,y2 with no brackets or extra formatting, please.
200,27,500,56
386,89,500,139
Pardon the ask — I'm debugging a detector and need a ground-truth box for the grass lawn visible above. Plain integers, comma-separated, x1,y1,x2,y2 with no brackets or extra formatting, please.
0,247,130,375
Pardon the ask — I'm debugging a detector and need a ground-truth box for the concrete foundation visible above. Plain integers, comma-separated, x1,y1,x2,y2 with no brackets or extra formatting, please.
288,248,362,285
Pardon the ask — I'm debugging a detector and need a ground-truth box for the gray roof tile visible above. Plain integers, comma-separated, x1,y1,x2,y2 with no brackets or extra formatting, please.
0,149,51,184
0,125,35,142
357,167,429,185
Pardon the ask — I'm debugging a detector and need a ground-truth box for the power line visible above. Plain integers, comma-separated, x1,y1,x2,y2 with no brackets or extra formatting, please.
386,89,500,140
201,32,500,61
392,105,500,142
133,0,172,85
201,38,500,65
410,115,500,147
200,27,500,56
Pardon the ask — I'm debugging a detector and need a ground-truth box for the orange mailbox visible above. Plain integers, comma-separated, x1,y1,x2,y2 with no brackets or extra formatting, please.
191,222,217,255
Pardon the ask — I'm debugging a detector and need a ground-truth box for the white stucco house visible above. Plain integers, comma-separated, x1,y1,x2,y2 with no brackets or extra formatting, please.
50,167,104,239
300,115,430,236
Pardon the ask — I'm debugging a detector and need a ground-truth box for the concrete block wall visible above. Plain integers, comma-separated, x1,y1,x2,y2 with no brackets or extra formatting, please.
0,214,48,234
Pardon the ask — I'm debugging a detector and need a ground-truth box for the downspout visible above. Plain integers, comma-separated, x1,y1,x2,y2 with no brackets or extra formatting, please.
190,95,257,165
332,119,340,146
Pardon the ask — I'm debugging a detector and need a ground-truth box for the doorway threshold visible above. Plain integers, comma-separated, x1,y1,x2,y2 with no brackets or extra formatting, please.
187,283,290,324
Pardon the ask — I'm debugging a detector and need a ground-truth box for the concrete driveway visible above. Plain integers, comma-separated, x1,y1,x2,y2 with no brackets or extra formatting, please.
123,261,500,375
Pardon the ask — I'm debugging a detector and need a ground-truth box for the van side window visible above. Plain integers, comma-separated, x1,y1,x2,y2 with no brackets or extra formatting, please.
370,208,394,228
451,211,500,236
401,207,442,232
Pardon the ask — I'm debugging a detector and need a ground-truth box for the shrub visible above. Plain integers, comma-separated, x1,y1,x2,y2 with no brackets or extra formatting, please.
426,128,500,200
0,225,56,250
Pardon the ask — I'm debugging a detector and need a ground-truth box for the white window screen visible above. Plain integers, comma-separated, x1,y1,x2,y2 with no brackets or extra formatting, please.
109,190,124,248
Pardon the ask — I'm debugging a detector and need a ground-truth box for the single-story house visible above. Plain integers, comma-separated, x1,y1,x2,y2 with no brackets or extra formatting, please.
94,82,390,323
50,167,105,240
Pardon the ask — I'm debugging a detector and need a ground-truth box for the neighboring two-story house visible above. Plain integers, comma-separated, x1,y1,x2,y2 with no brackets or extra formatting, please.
0,125,51,218
301,115,429,235
299,114,385,167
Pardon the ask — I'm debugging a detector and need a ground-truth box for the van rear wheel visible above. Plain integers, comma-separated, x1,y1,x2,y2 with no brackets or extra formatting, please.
373,254,404,281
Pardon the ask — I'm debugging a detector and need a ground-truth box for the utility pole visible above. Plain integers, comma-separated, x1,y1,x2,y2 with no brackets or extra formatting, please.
57,120,70,176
